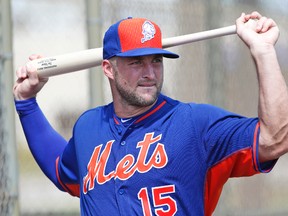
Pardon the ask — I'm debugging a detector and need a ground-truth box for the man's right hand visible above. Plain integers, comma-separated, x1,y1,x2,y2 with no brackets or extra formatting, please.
13,54,49,100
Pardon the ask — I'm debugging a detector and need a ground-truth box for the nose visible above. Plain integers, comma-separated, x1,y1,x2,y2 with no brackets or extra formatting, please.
142,63,156,79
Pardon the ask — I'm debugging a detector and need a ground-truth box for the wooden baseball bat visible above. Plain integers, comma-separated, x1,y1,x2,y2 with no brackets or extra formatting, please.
31,25,237,78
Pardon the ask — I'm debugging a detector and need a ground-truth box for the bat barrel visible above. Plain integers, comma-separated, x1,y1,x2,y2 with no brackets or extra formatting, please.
31,48,103,78
162,25,236,48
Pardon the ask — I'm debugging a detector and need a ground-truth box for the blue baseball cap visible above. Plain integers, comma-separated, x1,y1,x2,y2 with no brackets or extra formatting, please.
103,17,179,60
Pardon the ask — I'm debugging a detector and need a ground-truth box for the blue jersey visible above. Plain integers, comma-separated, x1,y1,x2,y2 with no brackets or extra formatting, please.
53,94,274,215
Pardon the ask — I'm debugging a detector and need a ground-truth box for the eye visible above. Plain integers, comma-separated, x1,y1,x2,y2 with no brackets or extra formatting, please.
152,57,163,63
129,59,142,65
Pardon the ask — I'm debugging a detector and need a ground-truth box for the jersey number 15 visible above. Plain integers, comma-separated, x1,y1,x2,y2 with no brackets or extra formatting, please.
138,185,177,216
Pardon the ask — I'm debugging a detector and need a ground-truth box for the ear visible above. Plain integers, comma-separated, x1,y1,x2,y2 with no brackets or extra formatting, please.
102,59,114,80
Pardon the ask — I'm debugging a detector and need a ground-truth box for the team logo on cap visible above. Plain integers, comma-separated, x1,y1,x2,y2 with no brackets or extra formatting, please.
141,20,156,43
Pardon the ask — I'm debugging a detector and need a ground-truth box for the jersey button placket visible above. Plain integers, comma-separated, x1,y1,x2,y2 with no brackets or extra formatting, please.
118,188,125,195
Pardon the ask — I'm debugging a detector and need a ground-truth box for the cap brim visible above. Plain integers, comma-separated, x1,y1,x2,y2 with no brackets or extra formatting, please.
116,47,179,59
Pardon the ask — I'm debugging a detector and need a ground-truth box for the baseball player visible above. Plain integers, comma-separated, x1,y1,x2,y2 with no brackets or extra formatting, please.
14,11,288,215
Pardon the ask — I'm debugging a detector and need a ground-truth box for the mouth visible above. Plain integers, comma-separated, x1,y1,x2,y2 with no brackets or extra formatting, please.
138,81,157,88
138,84,157,92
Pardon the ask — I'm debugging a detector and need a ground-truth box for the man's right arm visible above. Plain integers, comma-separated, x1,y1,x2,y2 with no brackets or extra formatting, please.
15,98,68,189
14,54,68,190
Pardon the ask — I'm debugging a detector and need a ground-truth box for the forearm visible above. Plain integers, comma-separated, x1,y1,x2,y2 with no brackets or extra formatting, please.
251,44,288,161
15,98,67,189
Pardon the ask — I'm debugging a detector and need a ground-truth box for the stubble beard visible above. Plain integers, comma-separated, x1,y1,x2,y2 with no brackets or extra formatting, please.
114,76,163,107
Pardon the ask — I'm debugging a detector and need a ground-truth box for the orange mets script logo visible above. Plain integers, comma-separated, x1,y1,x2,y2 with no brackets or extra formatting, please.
83,132,168,194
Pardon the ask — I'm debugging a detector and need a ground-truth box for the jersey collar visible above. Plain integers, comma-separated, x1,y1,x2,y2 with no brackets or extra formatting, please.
112,94,167,126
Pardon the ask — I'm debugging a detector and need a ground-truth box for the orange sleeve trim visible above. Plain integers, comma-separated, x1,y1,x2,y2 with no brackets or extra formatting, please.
55,157,80,197
204,147,259,216
252,122,260,172
252,122,275,173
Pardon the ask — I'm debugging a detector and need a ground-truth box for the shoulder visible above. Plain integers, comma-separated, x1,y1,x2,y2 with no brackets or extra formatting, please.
74,103,113,126
187,103,236,117
170,99,249,133
160,94,243,119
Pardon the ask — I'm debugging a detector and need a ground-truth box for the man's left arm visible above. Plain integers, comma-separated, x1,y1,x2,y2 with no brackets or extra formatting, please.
237,11,288,162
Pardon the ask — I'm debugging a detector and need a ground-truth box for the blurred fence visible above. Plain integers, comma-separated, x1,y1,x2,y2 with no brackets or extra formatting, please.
1,0,18,215
3,0,288,215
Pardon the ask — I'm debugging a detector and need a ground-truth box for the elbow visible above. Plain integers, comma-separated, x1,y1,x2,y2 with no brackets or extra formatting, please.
258,128,288,162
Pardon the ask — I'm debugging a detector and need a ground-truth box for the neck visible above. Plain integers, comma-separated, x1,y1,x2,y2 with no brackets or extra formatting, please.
114,100,157,118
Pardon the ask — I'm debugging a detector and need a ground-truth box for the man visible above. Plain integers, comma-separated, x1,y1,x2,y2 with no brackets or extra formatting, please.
14,11,288,215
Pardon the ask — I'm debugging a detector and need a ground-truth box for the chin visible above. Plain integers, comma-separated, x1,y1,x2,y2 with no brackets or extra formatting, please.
138,92,159,105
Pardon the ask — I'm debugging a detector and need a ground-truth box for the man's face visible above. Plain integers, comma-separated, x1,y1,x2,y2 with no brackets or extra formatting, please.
111,54,164,107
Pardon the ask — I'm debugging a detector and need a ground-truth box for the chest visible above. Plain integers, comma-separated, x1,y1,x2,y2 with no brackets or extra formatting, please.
75,118,205,188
